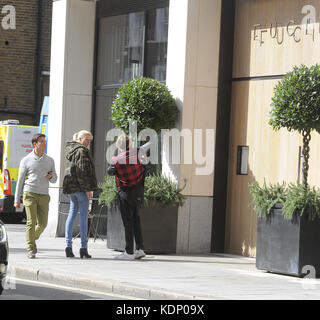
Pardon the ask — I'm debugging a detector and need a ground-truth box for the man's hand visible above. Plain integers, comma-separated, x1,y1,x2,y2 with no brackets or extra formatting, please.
45,171,53,180
14,202,20,209
86,191,93,200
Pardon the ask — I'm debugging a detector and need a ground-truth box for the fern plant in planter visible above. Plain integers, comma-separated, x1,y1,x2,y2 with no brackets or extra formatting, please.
251,64,320,278
144,173,186,207
249,182,320,220
98,175,119,208
282,183,320,221
248,181,286,218
99,173,186,208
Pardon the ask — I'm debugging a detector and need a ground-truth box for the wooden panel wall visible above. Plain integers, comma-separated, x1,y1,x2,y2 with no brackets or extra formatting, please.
233,0,320,78
226,0,320,256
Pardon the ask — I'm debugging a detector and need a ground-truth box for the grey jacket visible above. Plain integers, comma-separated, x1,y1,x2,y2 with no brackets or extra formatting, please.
15,150,57,203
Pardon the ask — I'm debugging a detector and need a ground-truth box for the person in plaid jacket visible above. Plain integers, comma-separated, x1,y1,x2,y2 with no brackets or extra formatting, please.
108,134,151,260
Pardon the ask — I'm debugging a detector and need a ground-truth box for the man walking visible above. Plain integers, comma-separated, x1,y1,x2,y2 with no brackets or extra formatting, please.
14,134,57,258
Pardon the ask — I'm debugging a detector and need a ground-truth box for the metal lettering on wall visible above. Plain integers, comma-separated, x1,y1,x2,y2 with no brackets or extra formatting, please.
253,5,319,46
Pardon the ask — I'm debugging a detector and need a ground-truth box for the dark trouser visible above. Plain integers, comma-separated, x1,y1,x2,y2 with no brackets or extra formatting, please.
118,184,144,255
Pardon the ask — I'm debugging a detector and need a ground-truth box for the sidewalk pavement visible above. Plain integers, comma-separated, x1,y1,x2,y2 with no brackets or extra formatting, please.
5,224,320,300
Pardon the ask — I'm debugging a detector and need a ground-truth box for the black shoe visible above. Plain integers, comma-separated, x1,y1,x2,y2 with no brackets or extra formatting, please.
80,248,91,259
65,247,75,258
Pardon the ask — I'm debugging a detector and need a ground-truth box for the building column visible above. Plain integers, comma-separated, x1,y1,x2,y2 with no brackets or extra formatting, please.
45,0,96,237
165,0,222,253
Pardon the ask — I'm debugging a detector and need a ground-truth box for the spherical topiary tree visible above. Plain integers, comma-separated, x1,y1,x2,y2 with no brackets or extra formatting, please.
269,64,320,186
111,77,178,134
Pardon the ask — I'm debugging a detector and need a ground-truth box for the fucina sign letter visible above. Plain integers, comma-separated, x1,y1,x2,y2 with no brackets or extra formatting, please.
253,4,320,46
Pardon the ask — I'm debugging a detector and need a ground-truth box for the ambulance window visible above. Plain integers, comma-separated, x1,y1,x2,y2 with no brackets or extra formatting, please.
0,140,3,171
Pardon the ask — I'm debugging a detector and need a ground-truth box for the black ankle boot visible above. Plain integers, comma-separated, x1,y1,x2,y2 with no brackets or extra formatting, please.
80,248,91,259
65,247,74,258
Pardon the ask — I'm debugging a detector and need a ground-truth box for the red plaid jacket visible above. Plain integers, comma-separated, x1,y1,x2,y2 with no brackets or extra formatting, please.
111,149,144,188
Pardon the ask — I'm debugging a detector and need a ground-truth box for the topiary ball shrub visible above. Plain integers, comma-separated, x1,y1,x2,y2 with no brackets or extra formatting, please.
111,77,178,133
269,64,320,134
269,64,320,186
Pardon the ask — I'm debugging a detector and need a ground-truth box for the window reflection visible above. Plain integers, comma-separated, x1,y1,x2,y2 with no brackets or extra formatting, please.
97,12,145,86
96,8,169,87
145,7,169,81
93,89,117,182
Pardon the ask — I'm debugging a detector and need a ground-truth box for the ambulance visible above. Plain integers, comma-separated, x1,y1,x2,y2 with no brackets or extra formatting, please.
0,120,39,220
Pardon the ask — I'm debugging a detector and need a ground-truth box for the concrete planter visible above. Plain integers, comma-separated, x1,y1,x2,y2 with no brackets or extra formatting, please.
107,202,179,254
256,204,320,278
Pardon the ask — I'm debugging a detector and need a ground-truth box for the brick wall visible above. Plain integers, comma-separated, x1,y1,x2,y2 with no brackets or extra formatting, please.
0,0,52,125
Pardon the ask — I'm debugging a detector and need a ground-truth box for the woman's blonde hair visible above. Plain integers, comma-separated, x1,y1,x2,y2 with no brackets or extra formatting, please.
73,130,93,142
116,134,132,151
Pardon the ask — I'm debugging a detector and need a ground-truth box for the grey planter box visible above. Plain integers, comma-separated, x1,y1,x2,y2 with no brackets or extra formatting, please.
256,205,320,278
107,202,179,254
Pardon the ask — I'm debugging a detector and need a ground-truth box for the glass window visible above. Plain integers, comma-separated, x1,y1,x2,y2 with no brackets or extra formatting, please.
145,7,169,81
93,89,118,182
94,7,169,178
96,12,145,87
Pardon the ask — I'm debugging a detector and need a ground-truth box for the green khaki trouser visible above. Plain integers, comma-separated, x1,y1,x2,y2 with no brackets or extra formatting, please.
23,192,50,252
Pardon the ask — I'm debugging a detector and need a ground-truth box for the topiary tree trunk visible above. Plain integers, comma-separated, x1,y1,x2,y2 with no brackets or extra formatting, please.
302,129,311,186
269,64,320,188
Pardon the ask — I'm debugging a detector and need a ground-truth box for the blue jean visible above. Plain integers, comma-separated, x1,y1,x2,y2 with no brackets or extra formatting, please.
65,192,89,248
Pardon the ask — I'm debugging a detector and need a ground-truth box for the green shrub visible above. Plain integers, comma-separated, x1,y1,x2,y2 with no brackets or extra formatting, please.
248,181,320,220
282,183,320,221
98,175,119,207
269,64,320,186
248,181,286,217
111,77,178,133
249,65,320,220
269,64,320,134
144,173,186,207
98,173,186,208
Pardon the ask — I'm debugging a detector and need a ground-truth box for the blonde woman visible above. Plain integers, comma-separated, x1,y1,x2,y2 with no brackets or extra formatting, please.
62,130,97,258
